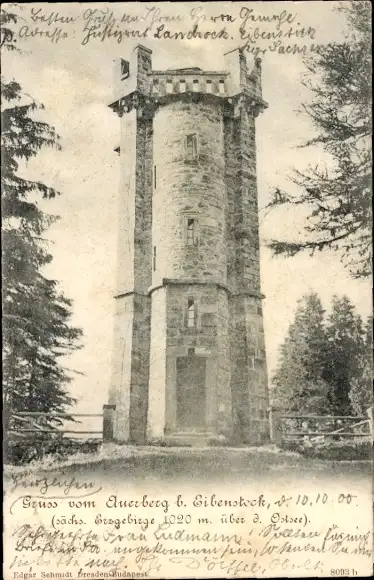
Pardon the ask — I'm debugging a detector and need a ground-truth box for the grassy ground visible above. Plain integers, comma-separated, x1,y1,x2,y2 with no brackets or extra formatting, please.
4,443,372,485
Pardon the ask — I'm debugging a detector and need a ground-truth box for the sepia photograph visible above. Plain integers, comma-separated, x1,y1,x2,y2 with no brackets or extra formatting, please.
2,2,372,578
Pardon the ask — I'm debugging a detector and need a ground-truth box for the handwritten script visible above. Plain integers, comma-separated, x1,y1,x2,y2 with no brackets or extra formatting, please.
4,475,372,578
3,4,323,57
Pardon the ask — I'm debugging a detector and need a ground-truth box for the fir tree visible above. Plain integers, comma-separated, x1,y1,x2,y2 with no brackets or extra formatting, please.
324,295,365,414
2,7,82,435
272,292,332,413
348,316,373,416
273,291,371,417
266,2,372,279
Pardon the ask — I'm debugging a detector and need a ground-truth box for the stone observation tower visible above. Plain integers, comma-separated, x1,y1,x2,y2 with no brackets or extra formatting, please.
108,44,269,446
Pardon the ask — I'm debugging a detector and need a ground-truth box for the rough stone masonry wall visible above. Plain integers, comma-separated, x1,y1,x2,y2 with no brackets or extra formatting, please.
152,99,227,286
115,109,136,294
149,97,233,438
127,113,152,443
133,116,153,293
109,109,137,441
230,294,269,444
163,283,232,437
225,104,269,444
244,295,269,440
229,295,249,443
148,286,167,439
215,287,233,438
238,108,269,442
224,115,241,295
108,295,133,441
164,284,228,352
109,107,152,443
239,109,261,295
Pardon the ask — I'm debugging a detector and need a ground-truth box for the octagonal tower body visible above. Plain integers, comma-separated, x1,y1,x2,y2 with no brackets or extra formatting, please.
108,45,269,445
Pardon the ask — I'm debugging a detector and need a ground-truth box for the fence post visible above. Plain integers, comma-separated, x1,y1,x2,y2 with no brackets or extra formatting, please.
103,405,116,442
367,406,373,437
269,406,283,445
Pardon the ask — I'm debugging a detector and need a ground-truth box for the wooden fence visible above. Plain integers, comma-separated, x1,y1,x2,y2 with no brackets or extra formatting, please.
7,405,117,442
7,405,373,448
269,408,373,446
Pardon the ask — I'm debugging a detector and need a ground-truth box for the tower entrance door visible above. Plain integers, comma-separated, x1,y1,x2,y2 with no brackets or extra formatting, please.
176,354,206,430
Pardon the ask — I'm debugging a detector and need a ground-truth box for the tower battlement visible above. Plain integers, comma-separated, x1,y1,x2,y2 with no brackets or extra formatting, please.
108,46,269,446
110,45,267,117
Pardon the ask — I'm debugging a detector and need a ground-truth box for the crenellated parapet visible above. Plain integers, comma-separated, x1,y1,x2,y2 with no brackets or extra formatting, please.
150,69,229,96
109,44,268,119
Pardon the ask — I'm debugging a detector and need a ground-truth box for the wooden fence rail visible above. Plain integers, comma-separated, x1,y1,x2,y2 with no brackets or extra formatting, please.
7,405,117,442
286,431,371,437
8,430,104,434
12,412,104,417
279,415,368,420
269,407,373,445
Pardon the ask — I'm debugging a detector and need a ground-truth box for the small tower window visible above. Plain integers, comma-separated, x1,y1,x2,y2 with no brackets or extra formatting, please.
154,165,157,189
166,79,173,94
186,134,198,161
186,218,198,246
120,59,130,80
153,246,156,271
179,79,186,93
219,79,225,94
192,79,199,92
206,79,212,93
152,80,159,94
187,299,196,328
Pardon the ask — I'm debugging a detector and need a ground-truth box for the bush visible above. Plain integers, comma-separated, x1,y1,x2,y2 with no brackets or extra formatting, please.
4,435,102,465
280,437,372,460
303,439,372,460
279,439,302,453
147,438,192,447
208,437,231,447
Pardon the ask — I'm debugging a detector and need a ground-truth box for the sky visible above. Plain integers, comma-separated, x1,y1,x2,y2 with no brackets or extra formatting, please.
3,2,371,415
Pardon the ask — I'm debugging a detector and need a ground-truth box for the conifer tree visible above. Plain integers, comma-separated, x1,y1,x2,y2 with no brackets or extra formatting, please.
266,2,372,279
324,295,365,414
348,316,372,416
272,292,332,413
273,291,371,417
2,7,82,435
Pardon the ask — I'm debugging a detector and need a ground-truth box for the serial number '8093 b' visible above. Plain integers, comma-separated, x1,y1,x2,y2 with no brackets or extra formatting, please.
331,570,357,576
